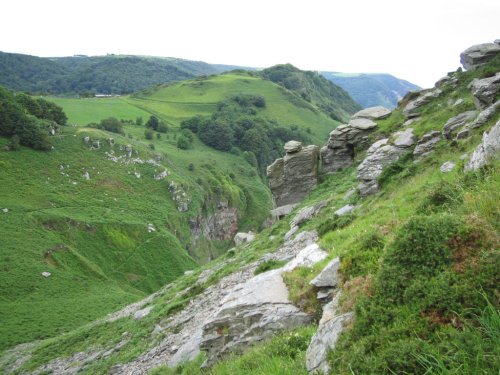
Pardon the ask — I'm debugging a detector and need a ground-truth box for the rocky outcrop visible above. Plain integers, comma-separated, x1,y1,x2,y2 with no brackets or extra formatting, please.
290,201,328,228
352,106,391,120
413,131,442,160
357,128,415,196
460,41,500,70
469,100,500,129
233,231,255,246
189,201,238,246
443,111,478,139
465,120,500,171
469,73,500,110
267,141,320,208
403,89,442,118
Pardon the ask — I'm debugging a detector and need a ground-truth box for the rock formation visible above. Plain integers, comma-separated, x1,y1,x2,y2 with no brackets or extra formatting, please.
402,88,442,118
413,130,442,160
233,231,255,246
357,128,415,196
266,141,320,208
460,41,500,70
351,106,391,120
465,119,500,171
189,201,238,247
469,73,500,109
443,111,478,139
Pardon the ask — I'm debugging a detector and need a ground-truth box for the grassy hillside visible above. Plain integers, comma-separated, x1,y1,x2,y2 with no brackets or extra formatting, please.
4,55,497,375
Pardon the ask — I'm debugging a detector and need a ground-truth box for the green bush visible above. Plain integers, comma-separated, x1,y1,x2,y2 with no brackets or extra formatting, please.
377,151,416,188
317,213,355,236
176,135,190,150
417,180,463,214
254,259,287,275
144,129,153,140
99,117,124,134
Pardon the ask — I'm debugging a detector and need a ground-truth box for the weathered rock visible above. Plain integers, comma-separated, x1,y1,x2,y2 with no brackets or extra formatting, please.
82,171,90,180
460,42,500,70
310,257,340,288
284,225,299,242
440,161,456,173
306,294,353,374
134,306,153,320
154,170,169,180
453,98,464,107
284,140,303,153
83,136,90,143
233,232,255,246
189,202,238,247
290,200,328,228
334,204,356,216
352,106,391,120
357,132,413,196
468,100,500,129
413,131,442,160
469,73,500,109
267,144,320,207
282,243,327,271
2,208,9,213
465,120,500,171
270,203,297,219
125,144,133,158
443,111,478,139
41,272,51,278
108,138,115,146
403,89,442,118
350,118,378,130
392,128,416,147
200,243,327,366
456,129,470,140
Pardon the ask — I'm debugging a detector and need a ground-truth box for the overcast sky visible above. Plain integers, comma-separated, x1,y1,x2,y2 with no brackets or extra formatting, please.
1,0,499,88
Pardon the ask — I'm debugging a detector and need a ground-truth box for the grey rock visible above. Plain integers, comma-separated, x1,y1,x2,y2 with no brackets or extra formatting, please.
2,208,8,213
453,98,464,107
469,73,500,109
310,257,340,288
349,118,378,130
267,145,320,207
290,200,328,228
443,111,478,139
108,138,115,146
234,232,255,246
284,140,303,154
456,129,470,140
343,188,356,201
469,101,500,129
440,161,456,173
306,293,354,374
82,171,90,180
352,106,391,120
284,225,299,242
134,306,153,320
41,272,51,278
414,131,442,160
403,117,419,127
334,204,356,216
460,42,500,70
392,128,415,147
465,120,500,171
270,203,298,219
317,289,335,300
403,89,442,118
83,136,90,143
189,203,238,246
154,170,169,180
282,243,327,271
125,144,133,158
91,140,100,149
184,270,195,276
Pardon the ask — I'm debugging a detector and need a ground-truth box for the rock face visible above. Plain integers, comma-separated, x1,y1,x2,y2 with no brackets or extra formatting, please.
469,73,500,109
189,202,238,248
199,240,327,367
310,257,340,289
413,131,442,160
290,201,328,228
460,42,500,70
465,120,500,171
469,100,500,129
443,111,478,139
352,106,391,120
267,142,320,207
233,232,255,246
357,129,415,196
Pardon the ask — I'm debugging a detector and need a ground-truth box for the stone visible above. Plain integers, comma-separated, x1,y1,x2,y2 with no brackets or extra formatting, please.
443,111,478,139
270,203,298,219
440,161,456,173
413,131,442,160
284,140,302,154
392,128,415,147
460,42,500,70
134,172,141,179
290,200,328,228
465,120,500,171
456,129,470,140
306,294,354,374
469,73,500,109
334,204,355,216
91,140,100,149
343,188,356,201
108,138,115,146
282,243,328,271
267,145,320,207
349,118,378,130
352,106,391,120
233,232,255,246
453,98,464,107
82,171,90,180
125,144,133,158
83,136,90,143
284,225,299,242
184,270,195,276
468,101,500,129
134,306,153,320
310,257,340,288
154,170,169,180
403,89,442,118
403,117,419,127
41,272,51,278
2,208,8,213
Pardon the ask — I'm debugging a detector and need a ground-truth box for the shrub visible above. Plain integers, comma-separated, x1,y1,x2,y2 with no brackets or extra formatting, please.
156,133,161,140
417,181,463,214
8,134,20,150
157,122,169,133
145,115,159,130
188,163,195,171
100,117,124,134
144,129,154,140
176,135,190,149
317,213,355,236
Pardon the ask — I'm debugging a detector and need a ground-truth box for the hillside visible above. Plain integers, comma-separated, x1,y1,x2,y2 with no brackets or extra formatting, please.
322,71,420,109
1,41,497,375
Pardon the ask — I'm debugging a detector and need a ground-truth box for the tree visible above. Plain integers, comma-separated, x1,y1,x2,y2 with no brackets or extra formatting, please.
145,129,153,140
135,116,143,126
100,117,124,134
198,121,234,151
145,115,159,130
157,122,168,133
176,135,190,149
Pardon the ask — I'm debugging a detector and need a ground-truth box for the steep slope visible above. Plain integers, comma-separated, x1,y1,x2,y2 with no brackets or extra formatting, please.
322,71,420,108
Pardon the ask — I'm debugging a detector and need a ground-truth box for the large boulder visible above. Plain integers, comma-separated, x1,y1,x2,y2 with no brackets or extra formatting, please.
460,41,500,70
352,106,391,120
443,111,478,139
469,73,500,110
267,142,320,207
357,129,415,196
465,120,500,171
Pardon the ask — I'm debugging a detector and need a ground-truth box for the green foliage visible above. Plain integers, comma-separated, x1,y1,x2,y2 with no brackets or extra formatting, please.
317,213,355,237
8,134,21,150
135,116,143,126
254,259,287,275
377,151,416,188
99,117,124,134
417,180,463,214
157,122,169,133
15,93,67,125
145,115,159,130
144,128,153,140
176,135,190,150
282,267,321,315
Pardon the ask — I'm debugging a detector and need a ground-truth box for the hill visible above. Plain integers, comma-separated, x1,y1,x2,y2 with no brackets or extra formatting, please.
322,71,420,108
1,42,497,375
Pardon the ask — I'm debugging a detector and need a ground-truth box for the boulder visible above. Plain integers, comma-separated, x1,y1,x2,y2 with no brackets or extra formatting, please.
234,232,255,246
414,131,442,160
154,170,169,180
284,140,302,154
350,118,378,130
267,144,320,207
468,100,500,129
334,204,356,216
392,128,416,147
41,272,51,278
310,257,340,288
460,42,500,70
2,208,9,213
133,306,153,320
270,203,297,219
465,120,500,171
443,111,478,139
306,293,354,374
290,200,328,228
469,73,500,109
440,161,456,173
352,106,391,120
403,89,442,118
82,172,90,180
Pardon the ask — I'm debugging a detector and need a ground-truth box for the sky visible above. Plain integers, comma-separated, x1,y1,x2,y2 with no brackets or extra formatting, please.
1,0,499,88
